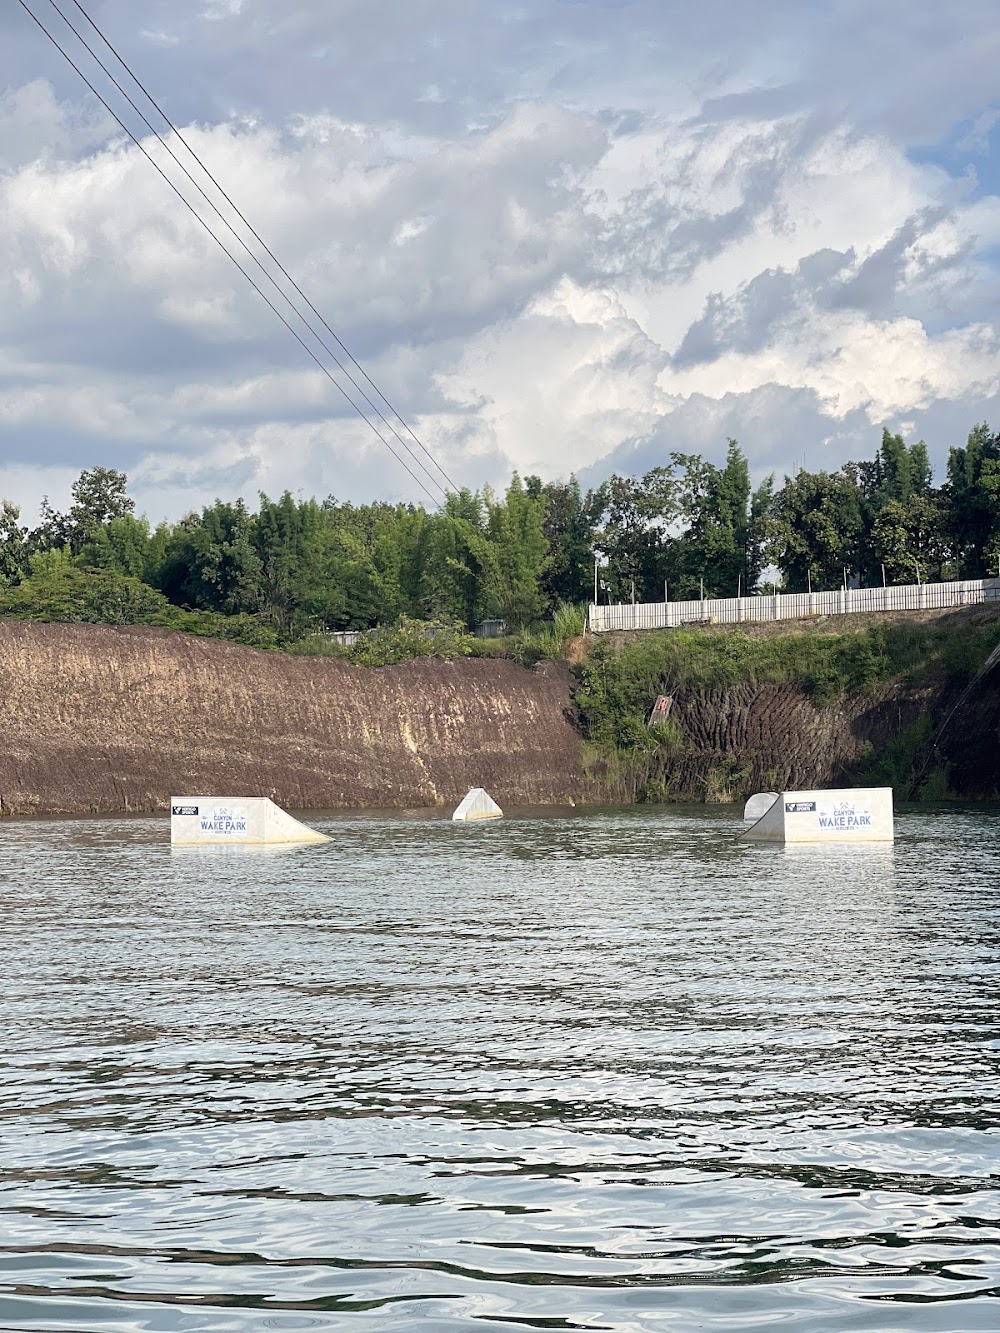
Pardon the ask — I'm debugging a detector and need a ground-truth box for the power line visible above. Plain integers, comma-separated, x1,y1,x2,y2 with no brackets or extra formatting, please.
62,0,460,499
44,0,455,503
16,0,450,508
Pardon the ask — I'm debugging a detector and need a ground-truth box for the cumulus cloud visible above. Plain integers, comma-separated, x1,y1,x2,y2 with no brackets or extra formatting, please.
1,0,999,522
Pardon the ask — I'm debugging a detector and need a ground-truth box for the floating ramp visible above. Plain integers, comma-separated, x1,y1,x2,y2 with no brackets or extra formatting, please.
452,788,503,822
170,797,329,845
741,787,894,843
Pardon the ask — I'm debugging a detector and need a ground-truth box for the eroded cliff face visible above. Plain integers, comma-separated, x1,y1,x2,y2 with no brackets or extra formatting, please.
603,671,1000,804
657,680,939,800
0,623,586,815
4,620,997,818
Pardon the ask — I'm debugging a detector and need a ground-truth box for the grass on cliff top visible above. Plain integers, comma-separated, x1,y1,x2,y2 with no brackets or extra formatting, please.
575,608,1000,755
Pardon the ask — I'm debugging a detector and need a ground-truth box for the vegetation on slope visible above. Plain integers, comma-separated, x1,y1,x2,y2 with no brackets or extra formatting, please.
574,615,1000,803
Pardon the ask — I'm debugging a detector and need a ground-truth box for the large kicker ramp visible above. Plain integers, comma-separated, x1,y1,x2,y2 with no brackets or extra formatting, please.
171,797,330,845
741,787,894,843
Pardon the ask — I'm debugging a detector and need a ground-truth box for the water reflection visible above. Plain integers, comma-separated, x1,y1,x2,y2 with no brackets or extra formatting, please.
0,806,998,1330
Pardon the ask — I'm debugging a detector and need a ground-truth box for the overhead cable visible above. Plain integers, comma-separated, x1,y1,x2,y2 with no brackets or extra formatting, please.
17,0,450,506
61,0,460,499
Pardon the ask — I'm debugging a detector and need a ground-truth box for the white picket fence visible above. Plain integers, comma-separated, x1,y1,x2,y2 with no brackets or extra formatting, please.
588,578,1000,634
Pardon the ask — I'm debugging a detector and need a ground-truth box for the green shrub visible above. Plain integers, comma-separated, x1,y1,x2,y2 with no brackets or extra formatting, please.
349,616,475,667
0,561,279,648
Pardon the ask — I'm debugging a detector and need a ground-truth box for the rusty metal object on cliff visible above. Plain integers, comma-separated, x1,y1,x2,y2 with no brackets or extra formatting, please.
648,695,673,726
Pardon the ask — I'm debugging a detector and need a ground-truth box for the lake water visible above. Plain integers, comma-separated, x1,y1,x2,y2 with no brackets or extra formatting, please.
1,806,998,1332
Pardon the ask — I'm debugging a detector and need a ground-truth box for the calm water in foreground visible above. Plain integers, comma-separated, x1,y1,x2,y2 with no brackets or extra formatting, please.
0,806,998,1332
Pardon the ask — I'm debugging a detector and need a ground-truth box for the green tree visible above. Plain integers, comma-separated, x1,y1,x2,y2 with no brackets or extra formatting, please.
0,500,29,583
35,467,136,555
161,500,263,616
946,423,1000,576
527,476,596,607
78,514,161,582
769,468,867,590
416,491,499,628
2,549,170,624
676,441,762,597
871,494,951,584
483,475,549,628
591,466,679,603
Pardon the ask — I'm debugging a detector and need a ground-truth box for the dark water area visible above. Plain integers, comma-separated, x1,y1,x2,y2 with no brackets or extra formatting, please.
1,805,998,1332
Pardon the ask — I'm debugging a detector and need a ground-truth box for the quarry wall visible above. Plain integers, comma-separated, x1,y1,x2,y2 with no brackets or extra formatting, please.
0,622,586,815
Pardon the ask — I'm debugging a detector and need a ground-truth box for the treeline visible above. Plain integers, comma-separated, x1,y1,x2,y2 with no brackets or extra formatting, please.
1,423,999,643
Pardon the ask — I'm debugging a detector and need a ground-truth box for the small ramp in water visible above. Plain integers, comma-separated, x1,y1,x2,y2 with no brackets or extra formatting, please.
452,788,503,822
171,797,329,845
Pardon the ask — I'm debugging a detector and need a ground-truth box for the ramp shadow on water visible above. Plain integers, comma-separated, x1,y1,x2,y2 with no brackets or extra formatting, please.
0,806,998,1330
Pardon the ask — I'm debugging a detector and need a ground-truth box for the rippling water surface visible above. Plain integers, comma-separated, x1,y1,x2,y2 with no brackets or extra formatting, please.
1,806,999,1332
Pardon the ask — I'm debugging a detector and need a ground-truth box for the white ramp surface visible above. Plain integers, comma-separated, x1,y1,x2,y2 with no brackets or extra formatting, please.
742,787,894,844
171,797,329,845
743,792,778,822
452,788,503,822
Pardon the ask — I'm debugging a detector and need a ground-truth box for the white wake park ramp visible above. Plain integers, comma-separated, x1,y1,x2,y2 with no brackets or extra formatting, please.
741,787,894,843
171,797,330,845
452,788,503,822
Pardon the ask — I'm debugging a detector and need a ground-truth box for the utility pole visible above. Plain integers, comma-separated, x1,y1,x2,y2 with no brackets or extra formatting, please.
594,558,599,604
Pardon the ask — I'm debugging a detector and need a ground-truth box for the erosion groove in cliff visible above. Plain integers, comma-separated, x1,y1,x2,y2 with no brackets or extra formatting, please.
662,680,936,799
0,622,586,815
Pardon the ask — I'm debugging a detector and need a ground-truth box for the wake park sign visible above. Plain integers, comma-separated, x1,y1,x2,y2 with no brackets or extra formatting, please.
743,787,893,843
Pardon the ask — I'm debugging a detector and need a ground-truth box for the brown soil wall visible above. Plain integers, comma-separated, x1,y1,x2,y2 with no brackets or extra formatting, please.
0,622,587,815
4,619,998,818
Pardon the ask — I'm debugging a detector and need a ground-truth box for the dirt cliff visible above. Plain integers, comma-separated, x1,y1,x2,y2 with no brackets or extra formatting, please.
650,679,941,802
4,615,998,818
0,622,586,815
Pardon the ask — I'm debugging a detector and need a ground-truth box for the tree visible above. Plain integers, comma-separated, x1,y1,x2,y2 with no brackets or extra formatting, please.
946,423,1000,577
78,514,159,582
591,466,679,602
160,500,263,616
871,494,951,584
483,475,549,628
1,548,171,625
769,468,867,590
676,441,759,597
526,475,595,608
418,499,498,628
0,500,29,583
34,467,136,555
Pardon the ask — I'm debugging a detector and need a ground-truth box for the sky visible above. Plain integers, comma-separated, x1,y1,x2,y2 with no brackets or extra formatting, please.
1,0,999,523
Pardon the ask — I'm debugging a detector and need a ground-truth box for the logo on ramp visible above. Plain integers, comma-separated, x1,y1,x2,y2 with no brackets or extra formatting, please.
200,806,248,835
817,800,872,831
